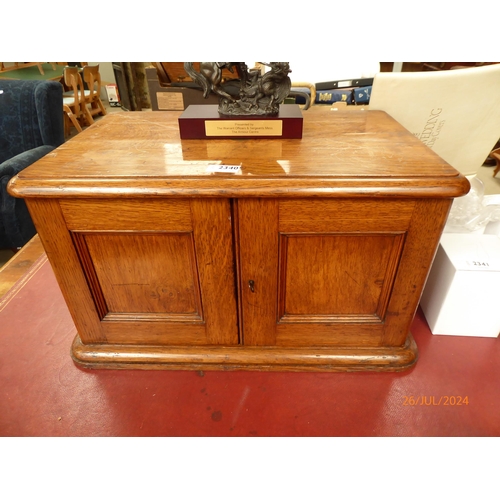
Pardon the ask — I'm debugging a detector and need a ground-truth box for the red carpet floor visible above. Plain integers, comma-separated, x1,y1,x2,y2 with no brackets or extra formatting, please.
1,255,500,437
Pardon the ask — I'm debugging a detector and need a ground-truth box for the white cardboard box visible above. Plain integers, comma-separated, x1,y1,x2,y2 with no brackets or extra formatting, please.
420,233,500,337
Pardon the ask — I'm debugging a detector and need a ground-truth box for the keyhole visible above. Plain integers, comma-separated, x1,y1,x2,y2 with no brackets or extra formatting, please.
248,280,255,293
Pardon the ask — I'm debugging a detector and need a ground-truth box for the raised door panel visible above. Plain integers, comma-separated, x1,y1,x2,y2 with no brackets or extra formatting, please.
238,198,450,348
74,232,203,318
30,198,239,346
279,232,405,322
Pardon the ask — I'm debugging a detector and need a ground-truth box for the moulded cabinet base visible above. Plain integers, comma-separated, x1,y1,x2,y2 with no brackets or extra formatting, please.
71,332,418,372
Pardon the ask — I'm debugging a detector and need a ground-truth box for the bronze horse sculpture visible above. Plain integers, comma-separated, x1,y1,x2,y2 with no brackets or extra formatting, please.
183,62,292,116
184,62,239,102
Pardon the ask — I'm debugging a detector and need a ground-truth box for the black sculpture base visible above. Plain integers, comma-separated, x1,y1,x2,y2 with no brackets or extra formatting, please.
178,104,303,140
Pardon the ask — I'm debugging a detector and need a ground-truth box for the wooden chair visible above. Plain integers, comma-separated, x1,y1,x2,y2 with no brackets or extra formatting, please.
62,66,92,136
491,148,500,178
82,65,107,119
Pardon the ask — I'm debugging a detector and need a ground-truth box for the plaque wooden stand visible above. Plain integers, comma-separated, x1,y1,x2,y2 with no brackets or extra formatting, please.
178,104,303,140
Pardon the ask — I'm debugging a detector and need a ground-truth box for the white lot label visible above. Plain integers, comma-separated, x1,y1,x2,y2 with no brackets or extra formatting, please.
206,164,241,174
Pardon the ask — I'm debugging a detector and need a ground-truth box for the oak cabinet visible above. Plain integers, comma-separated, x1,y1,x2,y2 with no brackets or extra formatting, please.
9,107,469,371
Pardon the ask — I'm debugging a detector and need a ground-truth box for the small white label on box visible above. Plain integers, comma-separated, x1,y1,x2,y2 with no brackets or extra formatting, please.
206,164,241,174
458,259,500,271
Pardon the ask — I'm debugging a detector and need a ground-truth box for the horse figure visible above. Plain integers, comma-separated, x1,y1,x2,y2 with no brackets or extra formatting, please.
183,62,292,116
184,62,239,102
242,62,291,114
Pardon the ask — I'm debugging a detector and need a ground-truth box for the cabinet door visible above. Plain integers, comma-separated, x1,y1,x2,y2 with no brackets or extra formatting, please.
237,198,450,348
28,198,239,346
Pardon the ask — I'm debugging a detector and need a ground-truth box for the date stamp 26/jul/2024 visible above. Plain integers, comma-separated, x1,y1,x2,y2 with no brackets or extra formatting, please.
403,396,469,406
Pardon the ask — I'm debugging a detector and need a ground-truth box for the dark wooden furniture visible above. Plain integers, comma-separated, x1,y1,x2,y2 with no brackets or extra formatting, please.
62,66,87,135
491,148,500,177
8,107,469,371
82,65,107,120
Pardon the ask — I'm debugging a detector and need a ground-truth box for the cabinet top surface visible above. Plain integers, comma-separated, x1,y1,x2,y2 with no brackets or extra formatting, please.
10,107,469,198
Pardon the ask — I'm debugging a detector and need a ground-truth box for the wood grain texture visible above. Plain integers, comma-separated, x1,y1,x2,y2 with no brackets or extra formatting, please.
239,197,411,348
380,198,455,346
8,108,470,199
279,199,415,232
60,199,192,231
83,232,202,316
275,323,387,347
237,198,279,346
10,109,469,371
279,233,405,320
190,198,239,345
28,197,239,347
25,199,106,343
99,321,208,346
71,331,418,372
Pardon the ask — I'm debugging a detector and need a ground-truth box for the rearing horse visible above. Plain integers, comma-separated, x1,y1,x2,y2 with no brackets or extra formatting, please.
184,62,238,101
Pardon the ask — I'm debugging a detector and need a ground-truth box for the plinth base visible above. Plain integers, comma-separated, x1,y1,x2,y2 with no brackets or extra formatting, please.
71,333,418,372
178,104,303,140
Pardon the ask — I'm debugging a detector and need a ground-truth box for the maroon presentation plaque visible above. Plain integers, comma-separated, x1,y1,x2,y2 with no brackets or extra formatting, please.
178,104,303,140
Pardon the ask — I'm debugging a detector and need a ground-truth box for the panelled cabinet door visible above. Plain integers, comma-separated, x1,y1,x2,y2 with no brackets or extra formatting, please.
28,198,239,346
237,197,451,348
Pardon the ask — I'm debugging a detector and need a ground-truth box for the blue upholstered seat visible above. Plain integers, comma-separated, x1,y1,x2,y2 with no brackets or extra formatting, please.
0,79,64,249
